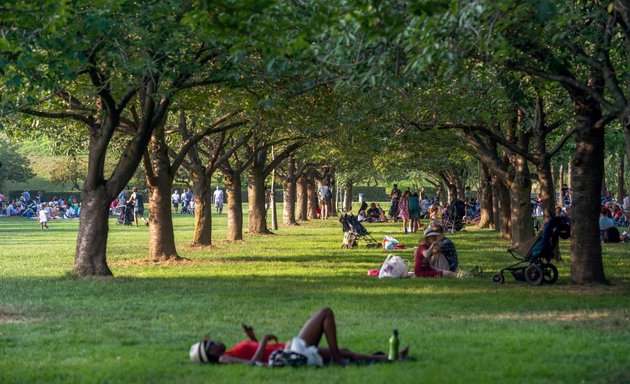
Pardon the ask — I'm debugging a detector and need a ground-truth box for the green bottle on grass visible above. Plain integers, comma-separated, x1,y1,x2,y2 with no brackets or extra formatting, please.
388,329,399,361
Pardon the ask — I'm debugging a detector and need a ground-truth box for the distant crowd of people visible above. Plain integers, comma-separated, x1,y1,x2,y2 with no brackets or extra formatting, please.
0,189,81,230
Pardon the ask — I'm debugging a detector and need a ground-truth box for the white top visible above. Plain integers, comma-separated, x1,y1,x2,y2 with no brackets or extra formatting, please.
39,209,48,223
213,189,224,203
171,193,180,203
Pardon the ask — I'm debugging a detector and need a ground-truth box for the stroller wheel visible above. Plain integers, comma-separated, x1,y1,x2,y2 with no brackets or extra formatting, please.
492,273,505,284
524,264,543,286
541,263,558,284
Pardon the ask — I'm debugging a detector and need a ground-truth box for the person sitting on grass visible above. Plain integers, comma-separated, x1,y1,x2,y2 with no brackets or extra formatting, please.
412,226,479,278
366,203,381,222
420,225,462,273
189,307,409,366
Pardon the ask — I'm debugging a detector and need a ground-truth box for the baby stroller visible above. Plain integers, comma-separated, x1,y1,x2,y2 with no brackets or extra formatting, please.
493,216,570,286
116,204,133,226
444,199,465,233
339,213,381,249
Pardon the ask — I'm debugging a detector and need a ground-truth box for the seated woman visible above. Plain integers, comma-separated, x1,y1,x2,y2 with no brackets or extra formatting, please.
413,227,470,278
600,206,619,243
189,307,408,366
423,225,461,270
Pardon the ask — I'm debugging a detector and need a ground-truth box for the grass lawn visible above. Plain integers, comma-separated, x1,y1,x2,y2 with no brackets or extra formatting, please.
1,208,629,383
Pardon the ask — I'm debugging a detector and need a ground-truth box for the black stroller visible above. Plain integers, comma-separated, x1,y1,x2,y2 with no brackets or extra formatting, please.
444,199,465,233
339,213,381,249
493,216,570,286
116,204,133,226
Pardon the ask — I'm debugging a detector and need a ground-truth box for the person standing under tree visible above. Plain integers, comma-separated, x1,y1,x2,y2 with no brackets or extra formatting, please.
318,182,332,220
127,187,148,227
171,190,180,213
213,186,224,214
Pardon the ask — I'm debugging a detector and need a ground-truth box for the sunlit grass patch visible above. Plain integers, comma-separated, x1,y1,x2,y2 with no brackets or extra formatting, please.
1,210,629,383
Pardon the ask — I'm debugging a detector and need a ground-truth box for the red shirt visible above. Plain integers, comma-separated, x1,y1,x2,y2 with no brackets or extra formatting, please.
414,244,443,278
224,340,286,361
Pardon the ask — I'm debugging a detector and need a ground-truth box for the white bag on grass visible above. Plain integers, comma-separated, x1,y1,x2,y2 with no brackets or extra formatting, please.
378,254,410,279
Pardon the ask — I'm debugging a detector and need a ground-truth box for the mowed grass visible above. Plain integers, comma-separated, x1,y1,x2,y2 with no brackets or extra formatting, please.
1,207,629,384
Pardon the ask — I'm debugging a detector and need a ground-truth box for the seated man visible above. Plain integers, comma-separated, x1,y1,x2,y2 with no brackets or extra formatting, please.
366,203,381,221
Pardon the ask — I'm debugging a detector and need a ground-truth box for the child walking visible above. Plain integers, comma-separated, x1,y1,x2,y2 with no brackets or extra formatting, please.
38,203,49,230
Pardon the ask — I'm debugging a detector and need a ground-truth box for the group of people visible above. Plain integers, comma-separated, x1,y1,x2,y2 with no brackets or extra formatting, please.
599,194,630,243
0,190,81,229
171,188,196,214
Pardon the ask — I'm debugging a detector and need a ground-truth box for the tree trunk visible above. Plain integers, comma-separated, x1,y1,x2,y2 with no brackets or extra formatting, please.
343,179,353,212
510,172,533,246
329,172,337,216
477,162,493,229
570,100,606,284
493,176,512,240
491,181,501,231
617,151,625,202
73,186,113,276
282,178,297,225
145,125,179,260
247,167,271,234
297,176,308,221
537,158,556,221
307,177,317,220
225,171,244,241
148,182,179,261
271,169,278,230
191,175,213,246
558,163,565,206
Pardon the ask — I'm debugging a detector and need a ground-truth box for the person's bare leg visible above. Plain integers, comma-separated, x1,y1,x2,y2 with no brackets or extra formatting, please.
297,307,342,363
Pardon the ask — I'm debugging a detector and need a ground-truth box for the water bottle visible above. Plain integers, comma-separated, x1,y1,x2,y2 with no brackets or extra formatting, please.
388,329,399,361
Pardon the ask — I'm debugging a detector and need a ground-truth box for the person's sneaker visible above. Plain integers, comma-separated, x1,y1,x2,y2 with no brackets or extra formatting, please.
456,270,473,278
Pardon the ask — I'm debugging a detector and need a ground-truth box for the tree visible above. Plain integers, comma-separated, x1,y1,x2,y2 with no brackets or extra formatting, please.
49,157,85,191
0,140,34,191
1,0,281,276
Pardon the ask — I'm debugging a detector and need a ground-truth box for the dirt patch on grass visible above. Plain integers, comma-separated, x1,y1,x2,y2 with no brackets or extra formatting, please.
109,256,264,267
0,308,33,324
462,310,629,328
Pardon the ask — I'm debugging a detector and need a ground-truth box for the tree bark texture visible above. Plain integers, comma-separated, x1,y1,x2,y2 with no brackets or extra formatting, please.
343,179,353,212
73,186,113,276
570,100,606,284
191,175,213,246
282,178,297,225
477,162,494,229
145,126,179,260
297,176,308,221
247,167,271,234
617,151,625,202
307,175,318,220
148,182,179,260
224,171,244,241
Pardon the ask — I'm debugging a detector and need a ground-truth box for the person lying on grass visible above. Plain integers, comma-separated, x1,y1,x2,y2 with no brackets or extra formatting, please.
189,307,409,366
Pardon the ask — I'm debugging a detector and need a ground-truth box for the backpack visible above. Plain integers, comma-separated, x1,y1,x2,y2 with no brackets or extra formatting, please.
378,254,410,279
268,350,308,367
324,188,332,200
